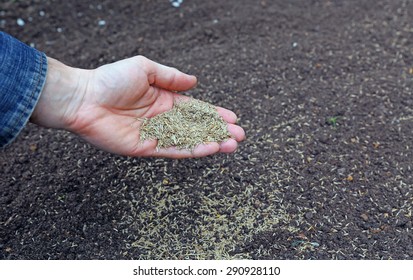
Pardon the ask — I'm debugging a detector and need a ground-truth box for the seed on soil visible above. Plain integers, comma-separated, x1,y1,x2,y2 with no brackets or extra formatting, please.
360,213,369,222
139,98,231,150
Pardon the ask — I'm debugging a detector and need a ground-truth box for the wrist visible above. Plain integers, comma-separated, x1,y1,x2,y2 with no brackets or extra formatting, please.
31,57,90,130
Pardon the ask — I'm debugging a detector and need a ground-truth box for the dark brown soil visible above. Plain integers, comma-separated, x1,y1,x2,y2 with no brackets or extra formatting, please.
1,0,413,259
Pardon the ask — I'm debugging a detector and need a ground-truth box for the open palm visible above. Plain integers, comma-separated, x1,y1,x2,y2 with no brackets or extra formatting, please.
61,56,245,158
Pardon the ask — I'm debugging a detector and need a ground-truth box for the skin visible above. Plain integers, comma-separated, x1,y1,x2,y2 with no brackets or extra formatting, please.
30,56,245,158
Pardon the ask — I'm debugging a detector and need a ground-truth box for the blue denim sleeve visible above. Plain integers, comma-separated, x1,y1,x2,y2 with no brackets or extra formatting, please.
0,31,48,148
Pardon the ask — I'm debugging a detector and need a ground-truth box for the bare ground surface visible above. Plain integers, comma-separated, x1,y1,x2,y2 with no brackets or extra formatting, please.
1,0,413,259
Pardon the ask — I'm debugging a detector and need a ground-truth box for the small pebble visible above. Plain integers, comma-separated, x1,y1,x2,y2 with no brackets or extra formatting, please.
98,20,106,26
360,213,369,222
17,18,25,26
170,0,183,8
56,27,63,33
305,212,314,219
39,10,45,17
292,42,298,48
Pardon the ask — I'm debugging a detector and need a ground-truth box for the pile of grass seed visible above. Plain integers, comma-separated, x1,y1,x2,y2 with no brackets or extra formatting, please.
139,98,231,149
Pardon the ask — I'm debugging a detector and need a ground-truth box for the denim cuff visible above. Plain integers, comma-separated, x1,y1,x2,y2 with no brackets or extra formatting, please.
0,32,48,148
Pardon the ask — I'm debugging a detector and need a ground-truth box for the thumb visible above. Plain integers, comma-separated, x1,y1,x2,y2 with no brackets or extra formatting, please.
135,55,197,91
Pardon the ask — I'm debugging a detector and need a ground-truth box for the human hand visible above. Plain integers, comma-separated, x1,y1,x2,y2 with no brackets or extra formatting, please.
31,56,245,158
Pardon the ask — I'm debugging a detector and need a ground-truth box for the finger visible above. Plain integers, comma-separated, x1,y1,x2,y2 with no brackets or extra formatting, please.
219,138,238,153
216,107,238,124
227,123,246,142
147,142,221,159
137,56,197,91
